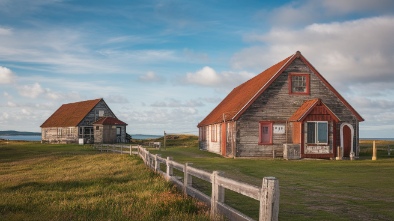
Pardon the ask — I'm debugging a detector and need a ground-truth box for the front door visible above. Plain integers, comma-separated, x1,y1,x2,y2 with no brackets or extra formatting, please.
343,125,351,158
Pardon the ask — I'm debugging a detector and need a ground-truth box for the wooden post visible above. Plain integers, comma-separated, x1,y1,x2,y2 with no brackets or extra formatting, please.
129,145,132,155
164,131,167,150
372,140,377,160
259,177,279,221
388,145,390,156
336,146,342,160
166,156,173,181
211,171,224,219
154,154,161,172
121,145,123,154
146,150,150,167
184,163,193,196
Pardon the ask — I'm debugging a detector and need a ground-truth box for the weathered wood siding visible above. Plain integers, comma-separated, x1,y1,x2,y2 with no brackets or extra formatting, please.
199,124,221,154
225,121,236,157
94,125,127,144
41,127,78,143
78,100,116,127
236,58,359,157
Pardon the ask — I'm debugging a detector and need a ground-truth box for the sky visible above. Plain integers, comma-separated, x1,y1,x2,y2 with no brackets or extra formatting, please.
1,0,394,138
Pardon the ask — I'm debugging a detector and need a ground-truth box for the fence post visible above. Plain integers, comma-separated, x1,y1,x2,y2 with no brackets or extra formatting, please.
372,140,377,160
121,145,123,154
166,157,173,181
183,163,193,196
259,177,279,221
211,171,224,219
154,154,160,172
147,151,151,168
129,145,132,155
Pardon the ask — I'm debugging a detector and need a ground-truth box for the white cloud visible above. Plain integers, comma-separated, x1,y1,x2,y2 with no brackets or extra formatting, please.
7,101,17,107
0,27,12,36
1,112,9,120
183,66,255,89
185,66,220,86
21,108,31,115
17,83,45,98
139,71,162,82
0,66,16,84
151,98,204,107
234,16,394,88
321,0,394,14
265,0,394,27
3,92,12,98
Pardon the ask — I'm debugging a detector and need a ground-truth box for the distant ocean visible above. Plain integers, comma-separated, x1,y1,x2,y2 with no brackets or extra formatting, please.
0,134,162,141
131,134,162,140
360,138,394,141
0,135,42,141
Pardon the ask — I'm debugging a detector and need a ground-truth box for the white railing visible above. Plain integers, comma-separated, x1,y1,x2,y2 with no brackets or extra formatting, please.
93,144,279,221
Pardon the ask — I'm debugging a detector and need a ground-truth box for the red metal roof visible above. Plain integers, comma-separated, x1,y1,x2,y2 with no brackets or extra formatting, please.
93,117,127,125
198,51,364,127
40,98,103,127
289,99,340,122
197,53,295,127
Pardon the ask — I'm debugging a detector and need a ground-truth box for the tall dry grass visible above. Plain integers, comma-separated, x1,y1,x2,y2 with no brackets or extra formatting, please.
0,141,210,221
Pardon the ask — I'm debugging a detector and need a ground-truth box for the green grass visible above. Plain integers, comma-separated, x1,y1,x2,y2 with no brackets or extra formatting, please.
0,140,211,221
148,136,394,221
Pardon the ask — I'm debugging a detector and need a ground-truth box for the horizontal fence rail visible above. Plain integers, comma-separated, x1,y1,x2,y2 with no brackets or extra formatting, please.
93,144,279,221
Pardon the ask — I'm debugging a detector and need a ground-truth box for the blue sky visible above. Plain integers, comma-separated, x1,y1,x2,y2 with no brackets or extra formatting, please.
1,0,394,137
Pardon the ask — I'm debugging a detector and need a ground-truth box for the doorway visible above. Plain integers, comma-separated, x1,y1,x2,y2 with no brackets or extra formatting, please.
340,123,354,158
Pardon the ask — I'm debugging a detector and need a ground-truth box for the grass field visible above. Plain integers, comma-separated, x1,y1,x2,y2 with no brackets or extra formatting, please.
0,140,211,221
147,136,394,221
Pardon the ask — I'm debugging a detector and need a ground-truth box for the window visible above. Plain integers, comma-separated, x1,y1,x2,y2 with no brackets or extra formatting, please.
307,122,328,144
289,73,310,94
259,122,273,145
116,127,121,135
67,127,74,137
96,126,100,130
200,127,207,141
57,128,62,137
211,125,217,142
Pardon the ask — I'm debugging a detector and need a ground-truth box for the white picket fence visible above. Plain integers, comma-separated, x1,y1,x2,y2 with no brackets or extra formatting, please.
93,144,279,221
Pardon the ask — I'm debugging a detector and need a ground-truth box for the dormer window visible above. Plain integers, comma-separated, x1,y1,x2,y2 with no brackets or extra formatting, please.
289,73,310,95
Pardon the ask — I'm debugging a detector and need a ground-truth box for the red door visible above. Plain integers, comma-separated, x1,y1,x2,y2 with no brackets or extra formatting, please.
221,123,226,156
343,125,351,158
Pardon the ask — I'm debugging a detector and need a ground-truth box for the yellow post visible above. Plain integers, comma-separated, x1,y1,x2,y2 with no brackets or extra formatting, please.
372,140,377,161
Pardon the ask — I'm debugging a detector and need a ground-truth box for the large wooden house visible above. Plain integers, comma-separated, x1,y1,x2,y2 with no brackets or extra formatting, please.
40,98,128,144
197,51,364,159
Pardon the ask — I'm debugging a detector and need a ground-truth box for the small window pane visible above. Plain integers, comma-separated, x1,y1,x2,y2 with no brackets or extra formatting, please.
292,76,306,92
317,122,328,143
307,122,315,143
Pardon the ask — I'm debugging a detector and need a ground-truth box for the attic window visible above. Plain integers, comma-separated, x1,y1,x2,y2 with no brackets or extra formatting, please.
289,73,310,95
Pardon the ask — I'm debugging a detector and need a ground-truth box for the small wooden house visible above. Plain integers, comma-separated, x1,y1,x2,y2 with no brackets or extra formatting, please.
40,98,128,144
197,51,364,159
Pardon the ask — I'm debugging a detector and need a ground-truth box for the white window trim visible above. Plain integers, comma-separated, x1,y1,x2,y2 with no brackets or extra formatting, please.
307,121,328,145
